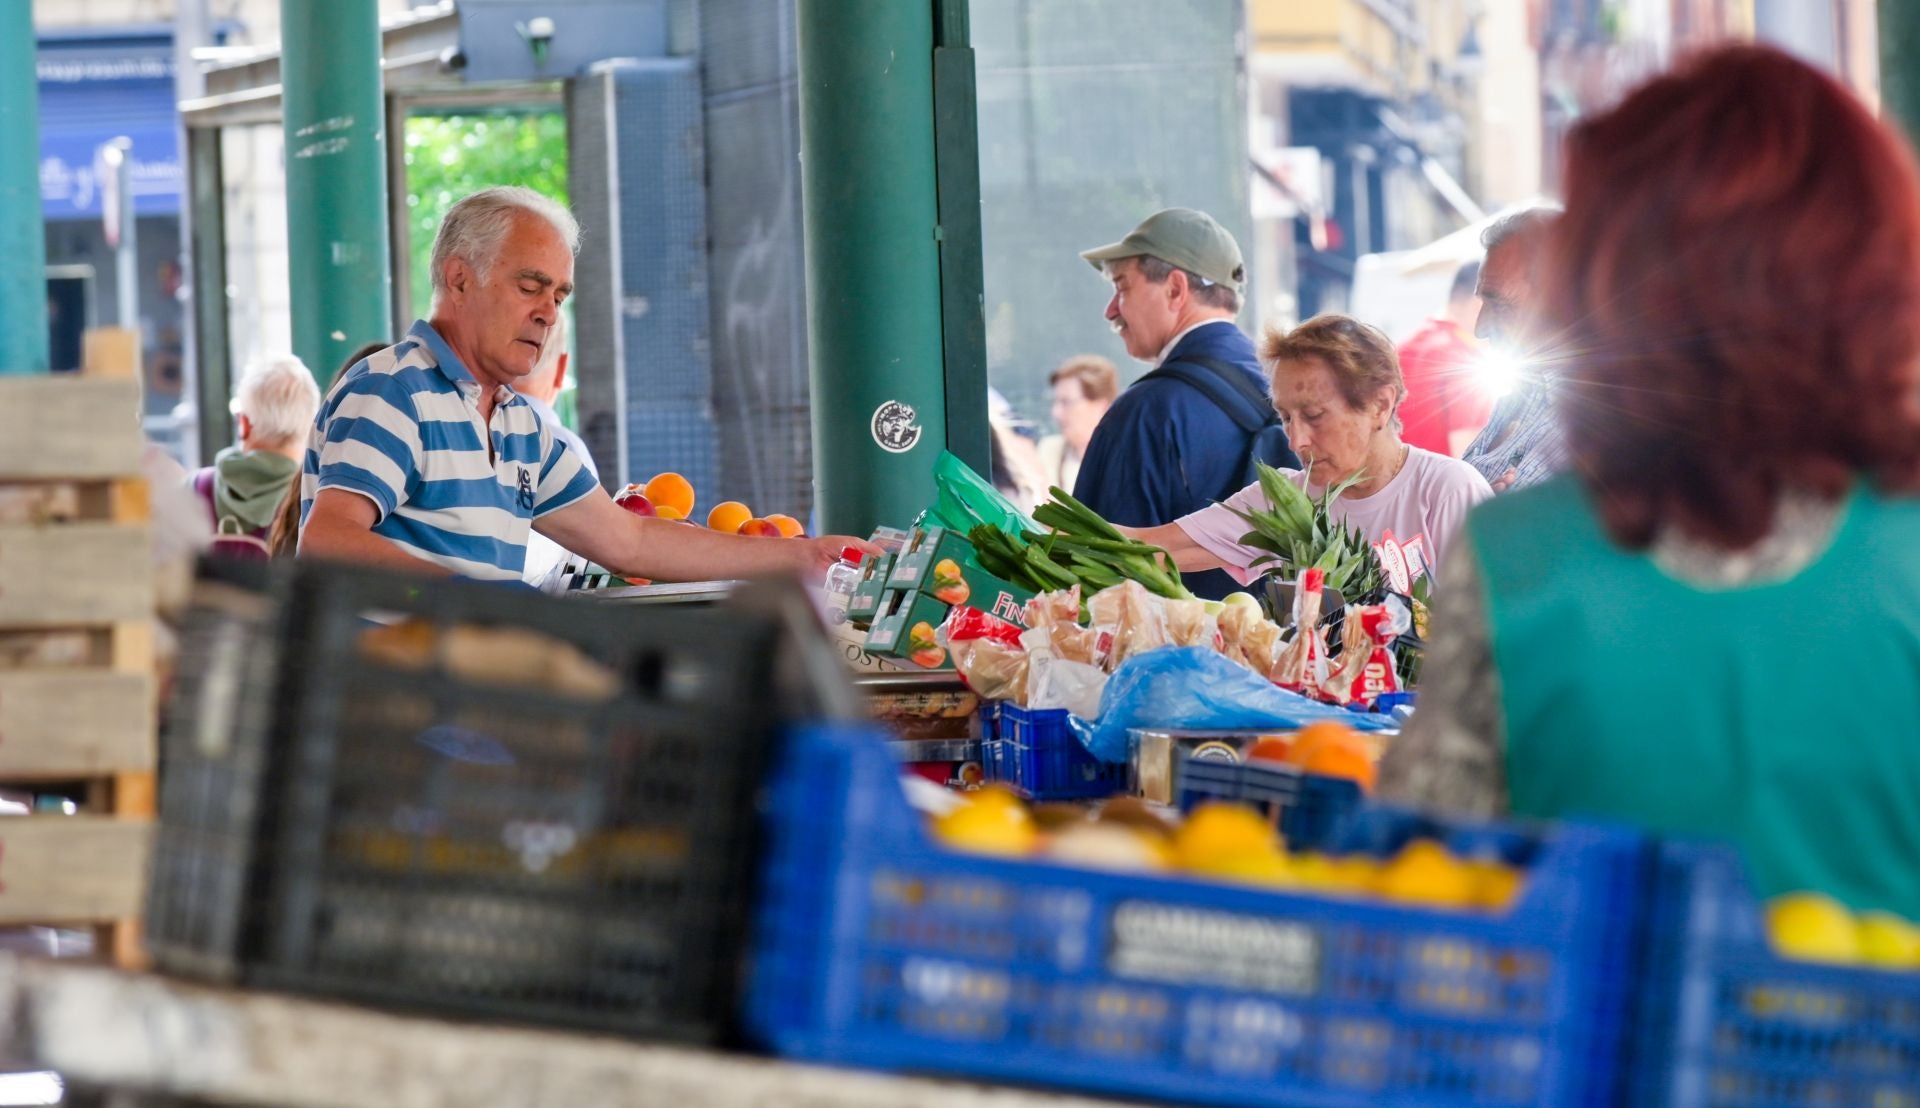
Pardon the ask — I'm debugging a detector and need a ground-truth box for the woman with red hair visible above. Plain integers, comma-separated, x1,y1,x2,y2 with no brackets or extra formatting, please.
1380,44,1920,919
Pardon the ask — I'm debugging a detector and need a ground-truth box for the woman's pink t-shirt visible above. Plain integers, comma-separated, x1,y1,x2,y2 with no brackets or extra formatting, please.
1174,447,1494,589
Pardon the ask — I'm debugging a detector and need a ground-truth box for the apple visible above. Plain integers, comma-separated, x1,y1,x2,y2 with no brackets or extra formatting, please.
614,487,656,517
736,518,782,538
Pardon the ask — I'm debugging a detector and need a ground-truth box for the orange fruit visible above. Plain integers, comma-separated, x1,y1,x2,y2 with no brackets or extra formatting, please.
643,472,696,516
654,504,688,521
706,500,752,533
1283,720,1360,767
1296,732,1377,794
1246,735,1293,764
767,513,805,538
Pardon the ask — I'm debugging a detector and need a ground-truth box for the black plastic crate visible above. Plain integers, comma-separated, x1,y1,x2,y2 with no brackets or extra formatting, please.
151,561,785,1043
146,556,289,981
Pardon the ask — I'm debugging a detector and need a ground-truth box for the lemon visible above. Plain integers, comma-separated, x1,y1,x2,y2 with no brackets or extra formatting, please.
932,787,1038,857
1857,912,1920,970
1466,859,1525,911
1766,892,1862,965
1172,803,1281,871
1374,840,1478,909
1191,849,1296,888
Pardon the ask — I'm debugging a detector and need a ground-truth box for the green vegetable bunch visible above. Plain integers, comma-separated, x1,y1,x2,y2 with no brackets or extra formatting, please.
1225,461,1387,601
970,487,1192,601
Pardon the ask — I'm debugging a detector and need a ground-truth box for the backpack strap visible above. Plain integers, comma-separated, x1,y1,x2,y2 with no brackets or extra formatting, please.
1145,354,1275,434
190,467,221,527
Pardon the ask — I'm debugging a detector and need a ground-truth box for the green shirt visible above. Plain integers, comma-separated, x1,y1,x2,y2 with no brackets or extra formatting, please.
1470,476,1920,918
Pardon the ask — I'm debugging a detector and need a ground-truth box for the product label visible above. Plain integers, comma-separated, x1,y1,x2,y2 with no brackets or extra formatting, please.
1108,901,1320,997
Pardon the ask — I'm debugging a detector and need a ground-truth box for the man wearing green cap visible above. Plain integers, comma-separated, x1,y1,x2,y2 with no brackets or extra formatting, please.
1072,208,1297,599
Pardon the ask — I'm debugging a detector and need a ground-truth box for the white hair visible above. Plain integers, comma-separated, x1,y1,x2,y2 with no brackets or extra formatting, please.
229,354,322,446
428,186,581,307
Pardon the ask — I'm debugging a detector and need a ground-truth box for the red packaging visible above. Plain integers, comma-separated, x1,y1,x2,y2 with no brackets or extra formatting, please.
1322,598,1410,706
941,606,1025,647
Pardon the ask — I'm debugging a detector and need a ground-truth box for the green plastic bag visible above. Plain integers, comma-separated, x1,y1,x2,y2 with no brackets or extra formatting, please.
923,451,1039,536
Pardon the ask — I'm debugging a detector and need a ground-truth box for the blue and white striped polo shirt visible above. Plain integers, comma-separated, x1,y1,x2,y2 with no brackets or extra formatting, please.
301,319,600,580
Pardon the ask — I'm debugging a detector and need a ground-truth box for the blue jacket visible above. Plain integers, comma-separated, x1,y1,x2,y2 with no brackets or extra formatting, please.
1072,321,1268,600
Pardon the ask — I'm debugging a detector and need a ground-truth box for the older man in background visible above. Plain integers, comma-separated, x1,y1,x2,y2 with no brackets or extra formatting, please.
299,185,872,581
191,353,321,540
1071,208,1297,600
1459,207,1563,492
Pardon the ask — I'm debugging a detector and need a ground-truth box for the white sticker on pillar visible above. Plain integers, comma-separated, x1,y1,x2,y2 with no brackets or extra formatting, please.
871,401,922,454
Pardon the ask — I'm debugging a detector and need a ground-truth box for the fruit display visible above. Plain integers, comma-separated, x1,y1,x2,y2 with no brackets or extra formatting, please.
1255,719,1379,794
606,474,808,538
928,788,1524,913
1766,891,1920,970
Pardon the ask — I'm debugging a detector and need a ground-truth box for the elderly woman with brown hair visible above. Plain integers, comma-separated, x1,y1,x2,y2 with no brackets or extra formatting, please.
1380,45,1920,920
1127,313,1493,590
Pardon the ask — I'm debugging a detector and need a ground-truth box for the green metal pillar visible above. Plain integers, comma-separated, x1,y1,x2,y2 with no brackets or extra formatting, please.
0,9,49,374
797,0,987,537
1884,0,1920,143
280,0,391,385
933,0,991,488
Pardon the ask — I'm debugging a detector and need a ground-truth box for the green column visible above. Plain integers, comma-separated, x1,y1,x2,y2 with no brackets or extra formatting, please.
0,10,49,374
1885,0,1920,143
280,0,391,385
933,0,991,485
797,0,953,536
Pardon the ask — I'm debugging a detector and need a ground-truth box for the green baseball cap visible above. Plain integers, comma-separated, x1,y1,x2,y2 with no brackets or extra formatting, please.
1080,208,1245,297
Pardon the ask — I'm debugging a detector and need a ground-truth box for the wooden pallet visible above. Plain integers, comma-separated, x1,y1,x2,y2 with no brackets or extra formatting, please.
0,357,158,968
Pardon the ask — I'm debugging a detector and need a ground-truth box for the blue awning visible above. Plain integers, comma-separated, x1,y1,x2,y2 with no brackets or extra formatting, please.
37,29,183,221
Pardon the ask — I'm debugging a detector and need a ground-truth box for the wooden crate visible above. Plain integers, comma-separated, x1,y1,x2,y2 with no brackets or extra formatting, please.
0,378,145,480
0,373,159,967
0,817,152,925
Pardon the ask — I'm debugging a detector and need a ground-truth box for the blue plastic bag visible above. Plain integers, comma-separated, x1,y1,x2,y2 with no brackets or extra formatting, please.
1074,646,1394,763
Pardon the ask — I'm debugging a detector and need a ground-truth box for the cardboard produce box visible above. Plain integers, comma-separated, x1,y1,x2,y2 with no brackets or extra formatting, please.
844,551,895,627
884,528,1033,624
863,590,954,670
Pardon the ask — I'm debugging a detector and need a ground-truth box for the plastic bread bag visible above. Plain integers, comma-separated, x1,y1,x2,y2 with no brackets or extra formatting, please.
1027,650,1107,718
941,606,1030,702
1321,595,1412,706
1239,614,1286,678
1087,581,1171,671
1074,645,1393,763
1163,597,1221,651
1272,568,1330,695
1023,586,1082,632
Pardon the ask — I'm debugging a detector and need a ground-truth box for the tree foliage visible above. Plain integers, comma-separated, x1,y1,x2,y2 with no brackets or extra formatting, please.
402,111,568,318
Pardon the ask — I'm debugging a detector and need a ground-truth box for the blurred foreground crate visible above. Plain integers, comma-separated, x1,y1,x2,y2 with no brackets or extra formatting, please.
0,371,156,967
150,561,785,1043
1628,842,1920,1108
750,724,1644,1108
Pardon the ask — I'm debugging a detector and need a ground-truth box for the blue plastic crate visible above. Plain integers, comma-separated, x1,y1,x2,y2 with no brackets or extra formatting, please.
1178,758,1364,852
1628,841,1920,1108
748,723,1646,1108
980,703,1128,801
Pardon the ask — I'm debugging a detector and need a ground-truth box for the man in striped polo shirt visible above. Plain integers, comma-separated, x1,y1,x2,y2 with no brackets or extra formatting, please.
300,186,873,582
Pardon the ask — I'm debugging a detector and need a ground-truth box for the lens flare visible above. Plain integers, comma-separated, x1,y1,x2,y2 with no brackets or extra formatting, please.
1474,349,1525,400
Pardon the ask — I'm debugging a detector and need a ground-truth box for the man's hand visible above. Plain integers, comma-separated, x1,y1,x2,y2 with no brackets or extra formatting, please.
1491,468,1518,493
538,488,878,583
796,534,883,580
